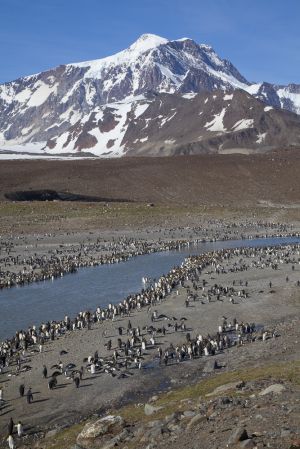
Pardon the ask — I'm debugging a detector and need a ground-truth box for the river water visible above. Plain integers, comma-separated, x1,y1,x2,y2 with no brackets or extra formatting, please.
0,236,300,340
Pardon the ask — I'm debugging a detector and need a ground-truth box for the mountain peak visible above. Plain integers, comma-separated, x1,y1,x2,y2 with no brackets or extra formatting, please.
128,33,168,54
1,33,300,159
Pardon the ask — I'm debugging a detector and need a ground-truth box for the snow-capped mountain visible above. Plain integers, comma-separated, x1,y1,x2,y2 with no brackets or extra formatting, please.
0,33,300,158
246,82,300,115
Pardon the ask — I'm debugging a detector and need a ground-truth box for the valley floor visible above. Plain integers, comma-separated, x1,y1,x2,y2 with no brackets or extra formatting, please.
0,225,299,449
0,154,300,448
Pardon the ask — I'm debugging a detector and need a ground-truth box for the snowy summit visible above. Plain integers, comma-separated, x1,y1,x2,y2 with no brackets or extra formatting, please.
0,33,300,158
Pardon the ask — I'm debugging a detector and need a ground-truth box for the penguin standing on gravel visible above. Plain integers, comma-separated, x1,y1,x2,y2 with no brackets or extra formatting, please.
42,365,48,378
19,384,25,397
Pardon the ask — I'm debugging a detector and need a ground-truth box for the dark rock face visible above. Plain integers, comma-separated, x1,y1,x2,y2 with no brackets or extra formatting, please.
123,90,300,156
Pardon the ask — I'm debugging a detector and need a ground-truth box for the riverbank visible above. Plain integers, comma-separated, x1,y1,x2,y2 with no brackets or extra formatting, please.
0,217,298,291
1,242,300,447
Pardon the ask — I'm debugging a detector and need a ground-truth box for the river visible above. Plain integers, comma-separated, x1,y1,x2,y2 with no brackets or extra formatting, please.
0,236,300,340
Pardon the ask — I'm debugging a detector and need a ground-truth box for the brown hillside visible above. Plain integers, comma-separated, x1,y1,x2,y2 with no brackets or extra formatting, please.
0,151,299,206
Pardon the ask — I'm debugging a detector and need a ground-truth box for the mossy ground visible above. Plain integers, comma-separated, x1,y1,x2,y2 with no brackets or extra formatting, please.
118,360,300,424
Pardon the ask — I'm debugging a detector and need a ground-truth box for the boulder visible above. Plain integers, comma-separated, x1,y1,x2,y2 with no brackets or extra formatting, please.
76,415,124,447
144,403,163,416
187,414,207,429
183,410,196,418
227,427,249,445
102,428,130,448
239,439,256,449
206,381,243,397
258,384,285,396
164,411,182,424
168,423,181,433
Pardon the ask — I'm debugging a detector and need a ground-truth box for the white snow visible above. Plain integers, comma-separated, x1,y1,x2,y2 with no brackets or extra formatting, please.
160,111,177,127
0,84,15,103
85,83,96,106
71,34,168,79
164,139,176,144
66,32,250,99
174,37,190,42
15,88,32,104
277,87,300,114
134,102,149,118
207,50,224,67
61,80,81,103
207,66,249,90
141,117,152,130
0,153,96,160
84,101,133,156
264,106,273,112
232,119,254,131
157,63,184,89
182,92,197,99
0,141,46,154
256,132,267,143
204,108,227,132
224,94,233,101
200,44,213,50
139,137,148,142
21,126,34,136
245,83,262,96
27,81,57,107
0,84,34,105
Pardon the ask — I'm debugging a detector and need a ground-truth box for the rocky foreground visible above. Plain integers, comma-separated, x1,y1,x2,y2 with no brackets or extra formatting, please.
74,357,300,449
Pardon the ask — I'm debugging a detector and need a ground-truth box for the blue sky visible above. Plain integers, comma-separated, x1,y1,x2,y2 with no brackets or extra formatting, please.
1,0,299,85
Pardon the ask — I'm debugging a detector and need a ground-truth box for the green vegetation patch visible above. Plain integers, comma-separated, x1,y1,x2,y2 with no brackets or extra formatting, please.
118,360,300,424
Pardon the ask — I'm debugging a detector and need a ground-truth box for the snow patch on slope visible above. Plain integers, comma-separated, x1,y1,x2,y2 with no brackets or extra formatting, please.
256,132,267,143
27,81,57,107
245,83,262,95
277,87,300,114
205,108,227,132
0,141,46,154
182,92,197,99
87,103,133,156
47,98,150,157
160,111,177,127
232,119,254,131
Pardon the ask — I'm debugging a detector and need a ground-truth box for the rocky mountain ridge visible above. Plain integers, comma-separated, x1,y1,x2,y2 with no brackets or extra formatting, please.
0,33,300,157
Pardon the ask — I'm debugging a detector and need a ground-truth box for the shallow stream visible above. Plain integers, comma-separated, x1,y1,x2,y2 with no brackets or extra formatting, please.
0,236,299,340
